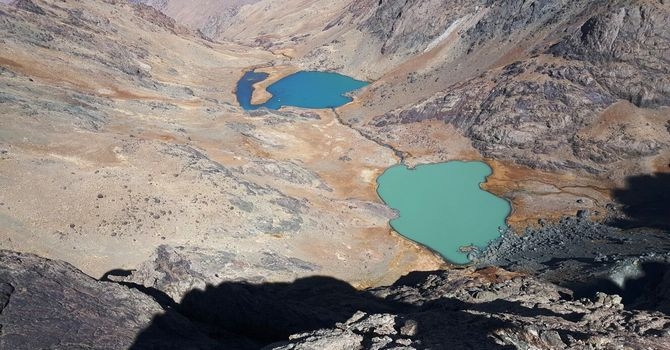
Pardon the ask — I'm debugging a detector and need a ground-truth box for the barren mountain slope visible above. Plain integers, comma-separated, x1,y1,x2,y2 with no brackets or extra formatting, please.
0,0,444,287
130,0,261,40
139,0,670,227
336,0,670,225
1,1,670,349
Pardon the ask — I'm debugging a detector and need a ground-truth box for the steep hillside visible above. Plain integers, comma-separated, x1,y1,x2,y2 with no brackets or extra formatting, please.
338,0,670,225
130,0,260,39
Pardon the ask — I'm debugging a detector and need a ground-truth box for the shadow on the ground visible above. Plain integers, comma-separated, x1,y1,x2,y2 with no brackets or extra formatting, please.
612,172,670,231
101,269,177,310
125,274,560,350
567,261,670,314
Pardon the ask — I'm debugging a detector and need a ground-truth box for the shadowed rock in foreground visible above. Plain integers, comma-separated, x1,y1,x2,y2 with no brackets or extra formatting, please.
0,250,164,349
613,172,670,231
264,268,670,349
1,250,669,349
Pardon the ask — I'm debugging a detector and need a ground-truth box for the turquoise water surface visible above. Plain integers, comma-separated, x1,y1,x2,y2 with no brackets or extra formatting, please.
376,161,511,264
236,71,368,110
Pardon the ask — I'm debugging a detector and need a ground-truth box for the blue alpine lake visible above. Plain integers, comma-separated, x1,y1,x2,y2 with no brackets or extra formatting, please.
376,161,511,264
236,70,368,110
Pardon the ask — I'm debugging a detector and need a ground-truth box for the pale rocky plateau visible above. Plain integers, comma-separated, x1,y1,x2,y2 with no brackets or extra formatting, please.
0,0,669,349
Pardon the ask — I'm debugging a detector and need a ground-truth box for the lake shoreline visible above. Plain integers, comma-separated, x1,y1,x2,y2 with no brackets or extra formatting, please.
236,70,369,110
376,160,511,264
250,65,300,105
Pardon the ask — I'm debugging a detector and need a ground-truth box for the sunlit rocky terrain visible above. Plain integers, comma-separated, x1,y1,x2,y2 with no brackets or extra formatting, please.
0,0,669,349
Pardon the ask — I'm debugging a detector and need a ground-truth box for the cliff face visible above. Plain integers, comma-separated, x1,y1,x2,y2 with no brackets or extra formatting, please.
360,0,483,56
0,250,164,349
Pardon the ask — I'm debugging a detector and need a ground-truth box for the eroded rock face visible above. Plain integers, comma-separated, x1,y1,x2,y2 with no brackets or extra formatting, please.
365,0,670,175
117,244,321,301
0,250,164,349
361,0,483,56
550,3,670,108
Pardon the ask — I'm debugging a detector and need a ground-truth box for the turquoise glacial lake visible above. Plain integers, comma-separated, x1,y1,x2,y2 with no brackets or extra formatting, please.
376,161,511,264
236,70,368,110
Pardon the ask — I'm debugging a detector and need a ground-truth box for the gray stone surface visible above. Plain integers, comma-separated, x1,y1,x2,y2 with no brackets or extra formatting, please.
121,244,322,301
0,250,163,349
475,215,670,314
2,248,670,349
271,267,670,349
365,0,670,174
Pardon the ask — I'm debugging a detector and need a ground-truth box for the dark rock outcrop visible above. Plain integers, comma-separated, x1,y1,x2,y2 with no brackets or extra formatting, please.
361,0,484,56
476,214,670,313
0,250,165,349
2,247,670,349
549,2,670,108
10,0,45,15
117,244,322,302
270,266,670,349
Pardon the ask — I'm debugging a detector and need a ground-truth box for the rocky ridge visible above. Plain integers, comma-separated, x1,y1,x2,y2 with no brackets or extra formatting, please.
273,270,670,350
352,0,670,176
0,250,164,349
2,249,670,349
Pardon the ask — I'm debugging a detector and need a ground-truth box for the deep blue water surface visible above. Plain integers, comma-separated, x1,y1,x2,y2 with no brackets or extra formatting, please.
236,71,368,110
